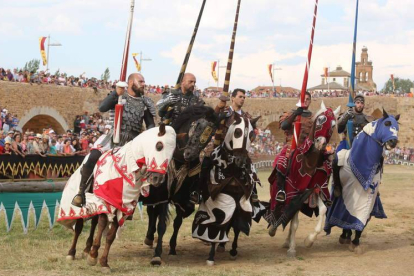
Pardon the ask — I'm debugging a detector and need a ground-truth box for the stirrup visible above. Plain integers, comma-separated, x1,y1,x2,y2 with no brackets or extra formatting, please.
189,192,200,204
276,190,286,202
71,193,85,208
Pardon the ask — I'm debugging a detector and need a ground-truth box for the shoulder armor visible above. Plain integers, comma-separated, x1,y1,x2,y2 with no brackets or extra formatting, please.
143,96,156,117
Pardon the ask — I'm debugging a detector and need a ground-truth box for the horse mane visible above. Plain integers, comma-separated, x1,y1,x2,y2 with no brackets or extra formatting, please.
172,105,216,132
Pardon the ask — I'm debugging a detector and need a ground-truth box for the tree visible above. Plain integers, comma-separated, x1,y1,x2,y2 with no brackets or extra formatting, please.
101,68,110,82
22,59,40,73
382,77,414,93
54,69,60,77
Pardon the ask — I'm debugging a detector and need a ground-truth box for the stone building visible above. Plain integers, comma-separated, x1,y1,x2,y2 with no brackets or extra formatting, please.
355,46,377,91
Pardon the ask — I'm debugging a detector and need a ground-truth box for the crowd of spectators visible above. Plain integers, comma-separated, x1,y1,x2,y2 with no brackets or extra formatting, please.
385,146,414,164
0,106,112,156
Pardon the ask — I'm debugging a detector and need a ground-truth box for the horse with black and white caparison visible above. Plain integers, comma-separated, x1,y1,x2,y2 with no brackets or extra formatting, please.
264,103,340,258
141,105,221,266
324,109,399,254
192,112,260,266
58,124,176,272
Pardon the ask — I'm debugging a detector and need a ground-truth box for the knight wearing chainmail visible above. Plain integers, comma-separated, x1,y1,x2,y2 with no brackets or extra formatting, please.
156,73,204,125
273,91,313,202
71,73,156,207
195,88,259,204
337,94,372,151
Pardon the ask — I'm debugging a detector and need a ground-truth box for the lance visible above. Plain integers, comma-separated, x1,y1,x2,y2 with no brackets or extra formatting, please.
113,0,135,144
222,0,242,99
345,0,359,149
163,0,207,124
291,0,319,150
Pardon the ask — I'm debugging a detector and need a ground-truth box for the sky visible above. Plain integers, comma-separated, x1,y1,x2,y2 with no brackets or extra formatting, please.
1,0,413,91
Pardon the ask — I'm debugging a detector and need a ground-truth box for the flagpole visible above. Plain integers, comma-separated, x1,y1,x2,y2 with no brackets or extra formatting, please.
291,0,319,150
222,0,242,99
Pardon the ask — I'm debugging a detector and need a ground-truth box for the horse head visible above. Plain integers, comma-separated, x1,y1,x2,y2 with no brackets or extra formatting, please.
134,123,176,187
311,102,340,150
172,105,218,162
364,109,399,150
224,112,260,167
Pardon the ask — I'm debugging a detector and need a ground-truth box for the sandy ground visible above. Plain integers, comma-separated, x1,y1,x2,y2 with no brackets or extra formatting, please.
0,165,414,276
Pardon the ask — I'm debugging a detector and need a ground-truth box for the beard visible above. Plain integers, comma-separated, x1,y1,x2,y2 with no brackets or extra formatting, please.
132,84,144,96
355,106,364,113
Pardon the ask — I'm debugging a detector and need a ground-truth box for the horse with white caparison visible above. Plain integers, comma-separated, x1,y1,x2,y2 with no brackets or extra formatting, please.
58,124,176,272
325,109,399,254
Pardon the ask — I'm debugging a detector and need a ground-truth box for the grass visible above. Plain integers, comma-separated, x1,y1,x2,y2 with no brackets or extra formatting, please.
1,166,414,276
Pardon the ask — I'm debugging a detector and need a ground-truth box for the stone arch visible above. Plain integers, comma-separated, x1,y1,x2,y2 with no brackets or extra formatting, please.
18,107,69,134
371,108,383,119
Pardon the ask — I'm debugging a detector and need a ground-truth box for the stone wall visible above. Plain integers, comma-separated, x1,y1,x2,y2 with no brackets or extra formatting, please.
0,82,412,146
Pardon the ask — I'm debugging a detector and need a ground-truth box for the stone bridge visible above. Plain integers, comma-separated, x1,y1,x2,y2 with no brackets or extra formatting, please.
1,82,413,146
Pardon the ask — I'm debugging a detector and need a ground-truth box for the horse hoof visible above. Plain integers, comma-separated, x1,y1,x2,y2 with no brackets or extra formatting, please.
287,250,296,258
101,266,111,274
339,237,351,245
206,260,215,266
304,236,314,248
65,255,75,262
349,244,364,255
217,246,225,253
87,255,98,266
229,251,237,260
150,257,162,266
144,238,154,248
268,226,277,237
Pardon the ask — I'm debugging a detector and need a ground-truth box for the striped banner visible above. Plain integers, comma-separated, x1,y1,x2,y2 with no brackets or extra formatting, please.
268,64,273,83
39,37,47,66
132,53,141,72
211,61,218,82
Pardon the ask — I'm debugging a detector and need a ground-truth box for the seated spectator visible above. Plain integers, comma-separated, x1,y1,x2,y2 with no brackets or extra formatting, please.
12,133,25,157
48,139,58,155
1,141,13,154
62,139,75,155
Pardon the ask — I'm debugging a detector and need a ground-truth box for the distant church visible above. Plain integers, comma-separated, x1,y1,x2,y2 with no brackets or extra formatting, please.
309,47,377,93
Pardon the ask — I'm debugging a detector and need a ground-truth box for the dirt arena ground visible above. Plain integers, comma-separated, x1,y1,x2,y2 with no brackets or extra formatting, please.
1,165,414,276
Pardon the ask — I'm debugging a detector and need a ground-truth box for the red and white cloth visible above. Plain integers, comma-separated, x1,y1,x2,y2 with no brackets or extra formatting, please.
58,126,176,229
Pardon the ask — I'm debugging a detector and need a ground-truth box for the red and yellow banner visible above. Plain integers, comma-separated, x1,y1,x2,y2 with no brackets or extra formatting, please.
268,64,273,82
39,37,47,66
132,53,141,72
211,61,218,82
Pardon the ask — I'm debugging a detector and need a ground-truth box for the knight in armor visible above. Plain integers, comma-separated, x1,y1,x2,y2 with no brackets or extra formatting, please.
71,73,156,207
156,73,204,125
275,91,313,202
337,94,372,151
195,88,259,204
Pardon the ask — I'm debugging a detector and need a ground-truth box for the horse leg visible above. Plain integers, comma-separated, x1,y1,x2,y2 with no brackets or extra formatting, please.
144,206,156,248
229,228,240,260
305,196,327,248
151,203,168,266
99,218,119,273
282,221,293,249
339,229,352,244
349,230,364,254
206,242,217,266
168,207,183,255
87,214,108,266
83,215,99,257
66,218,84,261
217,226,231,253
287,211,299,258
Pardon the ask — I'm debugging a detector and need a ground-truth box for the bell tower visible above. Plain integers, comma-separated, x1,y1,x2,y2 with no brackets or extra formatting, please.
355,46,377,91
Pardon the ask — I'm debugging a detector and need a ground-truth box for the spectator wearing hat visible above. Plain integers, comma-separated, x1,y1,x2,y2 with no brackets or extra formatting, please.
5,130,14,144
1,141,12,155
32,134,46,157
